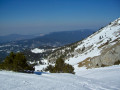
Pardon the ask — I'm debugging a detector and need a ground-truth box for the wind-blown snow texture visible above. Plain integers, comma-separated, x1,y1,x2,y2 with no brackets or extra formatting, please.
0,65,120,90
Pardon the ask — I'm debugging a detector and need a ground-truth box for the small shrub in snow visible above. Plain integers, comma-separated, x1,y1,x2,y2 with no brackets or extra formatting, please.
45,58,75,74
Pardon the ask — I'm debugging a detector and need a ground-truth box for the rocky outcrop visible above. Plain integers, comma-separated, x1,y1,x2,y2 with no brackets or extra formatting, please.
89,42,120,68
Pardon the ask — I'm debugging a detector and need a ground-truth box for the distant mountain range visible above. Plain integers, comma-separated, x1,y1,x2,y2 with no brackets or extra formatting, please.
0,29,94,61
0,34,43,43
39,29,94,44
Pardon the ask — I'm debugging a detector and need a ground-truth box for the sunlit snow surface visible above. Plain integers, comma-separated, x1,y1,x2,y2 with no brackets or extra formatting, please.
0,65,120,90
31,48,45,53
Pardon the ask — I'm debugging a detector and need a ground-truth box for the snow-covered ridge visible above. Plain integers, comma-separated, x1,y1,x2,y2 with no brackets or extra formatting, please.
31,48,45,53
76,18,120,50
45,18,120,72
111,17,120,25
65,18,120,66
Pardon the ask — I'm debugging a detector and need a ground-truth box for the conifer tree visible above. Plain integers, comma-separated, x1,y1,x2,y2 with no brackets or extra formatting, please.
0,52,34,72
45,57,74,74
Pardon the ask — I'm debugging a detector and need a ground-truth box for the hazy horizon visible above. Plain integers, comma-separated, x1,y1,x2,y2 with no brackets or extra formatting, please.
0,29,96,36
0,0,120,36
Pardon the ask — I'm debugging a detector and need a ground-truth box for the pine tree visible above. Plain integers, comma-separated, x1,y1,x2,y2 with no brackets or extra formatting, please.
0,52,34,72
45,57,74,74
3,52,15,70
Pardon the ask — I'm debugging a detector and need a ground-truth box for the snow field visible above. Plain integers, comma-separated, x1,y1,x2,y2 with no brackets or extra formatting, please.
0,65,120,90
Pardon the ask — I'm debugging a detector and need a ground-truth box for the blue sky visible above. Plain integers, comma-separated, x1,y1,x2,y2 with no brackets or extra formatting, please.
0,0,120,35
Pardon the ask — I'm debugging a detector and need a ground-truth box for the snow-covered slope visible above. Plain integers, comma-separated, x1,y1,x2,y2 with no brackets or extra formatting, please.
45,18,120,72
0,65,120,90
66,18,120,65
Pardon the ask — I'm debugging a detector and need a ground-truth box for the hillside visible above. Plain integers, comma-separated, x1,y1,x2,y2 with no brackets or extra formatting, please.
0,30,93,61
0,65,120,90
45,18,120,72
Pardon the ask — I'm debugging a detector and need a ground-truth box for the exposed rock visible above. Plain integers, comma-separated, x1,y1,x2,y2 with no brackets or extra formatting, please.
89,42,120,68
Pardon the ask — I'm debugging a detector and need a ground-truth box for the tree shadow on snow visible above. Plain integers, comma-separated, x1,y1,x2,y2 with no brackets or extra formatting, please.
34,71,48,75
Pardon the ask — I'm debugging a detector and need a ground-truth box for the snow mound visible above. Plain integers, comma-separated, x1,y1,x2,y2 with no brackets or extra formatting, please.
31,48,45,53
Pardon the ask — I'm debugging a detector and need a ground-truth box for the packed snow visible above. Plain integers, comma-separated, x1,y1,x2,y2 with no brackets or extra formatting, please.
0,65,120,90
31,48,45,53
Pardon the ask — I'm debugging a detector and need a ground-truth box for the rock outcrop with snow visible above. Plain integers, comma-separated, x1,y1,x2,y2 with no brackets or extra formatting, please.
90,42,120,68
